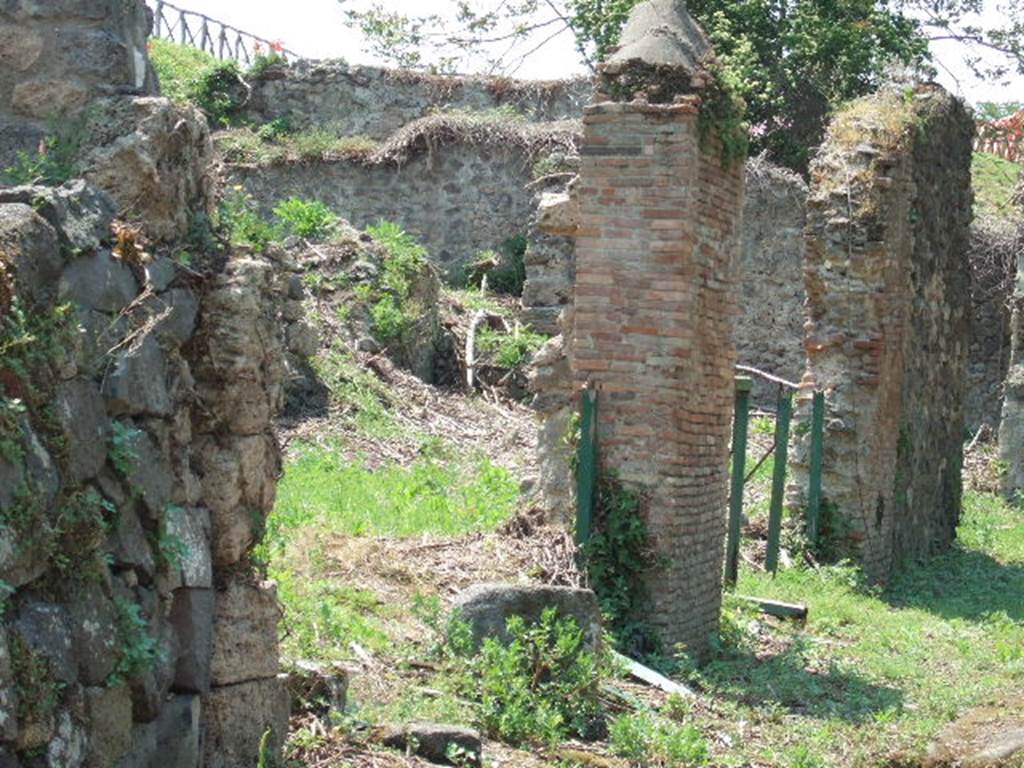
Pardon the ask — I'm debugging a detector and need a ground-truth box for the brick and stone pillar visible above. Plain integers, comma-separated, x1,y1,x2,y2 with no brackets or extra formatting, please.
571,0,745,655
790,86,973,580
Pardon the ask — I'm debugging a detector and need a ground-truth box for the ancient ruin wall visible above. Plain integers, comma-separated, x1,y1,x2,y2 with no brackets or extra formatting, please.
572,99,743,654
241,61,591,138
791,87,973,580
231,138,551,280
0,0,156,166
736,158,808,402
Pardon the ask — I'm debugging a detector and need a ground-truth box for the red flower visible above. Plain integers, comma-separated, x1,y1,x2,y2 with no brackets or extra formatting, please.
271,39,285,53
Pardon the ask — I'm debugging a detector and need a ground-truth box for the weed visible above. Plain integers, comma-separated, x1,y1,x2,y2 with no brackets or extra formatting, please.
156,506,190,570
370,294,408,340
109,421,143,477
608,711,709,767
51,488,115,578
217,188,277,250
476,325,547,368
256,117,292,142
582,477,660,659
448,608,605,747
0,397,26,463
2,114,89,186
273,197,338,239
256,728,276,768
248,52,288,80
191,59,247,125
108,597,162,686
148,38,218,105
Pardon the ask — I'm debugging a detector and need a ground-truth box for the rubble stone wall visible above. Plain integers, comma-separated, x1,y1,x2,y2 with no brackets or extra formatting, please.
571,99,743,655
241,61,591,138
0,177,290,768
230,141,545,281
790,87,974,580
0,0,156,166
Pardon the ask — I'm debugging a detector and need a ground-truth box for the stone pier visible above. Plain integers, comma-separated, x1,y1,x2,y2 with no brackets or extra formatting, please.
790,87,973,579
571,0,745,655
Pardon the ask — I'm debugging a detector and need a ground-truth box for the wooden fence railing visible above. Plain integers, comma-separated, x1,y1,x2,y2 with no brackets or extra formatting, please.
149,0,300,65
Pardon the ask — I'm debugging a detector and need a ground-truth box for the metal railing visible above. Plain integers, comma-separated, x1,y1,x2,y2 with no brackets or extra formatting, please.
148,1,300,65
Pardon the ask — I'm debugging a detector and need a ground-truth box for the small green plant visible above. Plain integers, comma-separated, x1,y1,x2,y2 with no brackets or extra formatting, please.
248,51,288,80
108,597,162,686
51,488,116,578
608,711,709,767
476,325,547,368
273,197,338,239
582,477,659,658
256,728,276,768
370,294,409,340
156,506,190,570
109,421,143,477
448,608,605,747
218,188,278,250
191,59,247,125
256,117,292,142
2,114,89,186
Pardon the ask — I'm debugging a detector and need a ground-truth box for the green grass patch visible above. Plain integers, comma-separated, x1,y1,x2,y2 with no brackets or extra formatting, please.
476,325,548,368
148,38,218,105
216,126,379,164
268,443,519,540
685,489,1024,766
972,151,1021,222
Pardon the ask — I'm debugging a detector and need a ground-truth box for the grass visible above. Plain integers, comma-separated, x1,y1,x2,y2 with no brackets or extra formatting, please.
216,126,379,164
268,443,519,540
683,488,1024,767
972,151,1021,222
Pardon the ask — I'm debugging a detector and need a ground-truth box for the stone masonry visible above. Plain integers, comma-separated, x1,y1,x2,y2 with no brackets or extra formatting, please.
789,86,973,580
0,4,290,766
571,0,744,655
0,0,157,166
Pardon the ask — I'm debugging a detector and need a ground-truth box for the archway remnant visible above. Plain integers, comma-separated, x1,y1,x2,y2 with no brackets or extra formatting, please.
571,0,745,655
789,86,974,580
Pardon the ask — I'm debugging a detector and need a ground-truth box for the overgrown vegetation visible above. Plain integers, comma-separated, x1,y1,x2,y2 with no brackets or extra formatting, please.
446,609,606,746
464,235,528,296
582,477,659,659
273,197,339,239
608,710,709,767
216,125,379,165
363,220,431,341
476,324,547,368
972,151,1021,221
107,597,162,687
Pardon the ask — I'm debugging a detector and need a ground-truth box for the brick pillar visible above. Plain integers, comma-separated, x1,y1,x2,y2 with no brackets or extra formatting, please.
790,86,973,580
572,98,743,654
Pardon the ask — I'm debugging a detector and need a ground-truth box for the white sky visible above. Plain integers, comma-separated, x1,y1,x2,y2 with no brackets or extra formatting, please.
156,0,1023,106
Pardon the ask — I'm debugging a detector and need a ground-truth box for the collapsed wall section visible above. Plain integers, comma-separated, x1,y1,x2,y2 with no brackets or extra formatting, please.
790,87,973,579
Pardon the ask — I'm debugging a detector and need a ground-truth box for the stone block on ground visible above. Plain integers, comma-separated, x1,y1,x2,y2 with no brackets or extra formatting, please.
379,722,482,766
283,659,349,717
201,676,290,768
451,583,602,650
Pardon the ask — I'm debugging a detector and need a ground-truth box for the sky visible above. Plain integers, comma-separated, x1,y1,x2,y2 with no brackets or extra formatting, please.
153,0,1023,106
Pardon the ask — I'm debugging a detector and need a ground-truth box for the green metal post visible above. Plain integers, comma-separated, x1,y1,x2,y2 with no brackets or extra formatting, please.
765,392,792,574
725,376,752,588
575,385,598,547
806,390,826,544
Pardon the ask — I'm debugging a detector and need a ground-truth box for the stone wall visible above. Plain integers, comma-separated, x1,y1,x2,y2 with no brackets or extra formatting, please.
736,157,808,404
241,60,591,139
230,125,577,280
570,87,744,655
789,86,974,580
0,0,156,166
0,168,291,768
967,219,1018,433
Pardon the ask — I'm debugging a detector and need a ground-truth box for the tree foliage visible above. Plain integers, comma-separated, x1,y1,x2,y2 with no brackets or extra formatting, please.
343,0,1023,170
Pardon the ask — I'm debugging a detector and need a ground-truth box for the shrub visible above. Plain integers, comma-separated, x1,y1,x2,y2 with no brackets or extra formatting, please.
364,220,431,341
608,711,709,767
370,294,408,340
148,38,218,105
273,197,338,239
191,59,248,125
449,608,605,746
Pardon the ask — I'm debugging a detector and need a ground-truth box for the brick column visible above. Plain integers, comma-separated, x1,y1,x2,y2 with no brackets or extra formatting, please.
572,98,743,654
